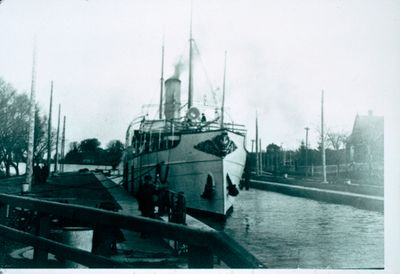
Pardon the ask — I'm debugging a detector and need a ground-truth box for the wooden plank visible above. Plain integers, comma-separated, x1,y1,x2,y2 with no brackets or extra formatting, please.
0,224,128,268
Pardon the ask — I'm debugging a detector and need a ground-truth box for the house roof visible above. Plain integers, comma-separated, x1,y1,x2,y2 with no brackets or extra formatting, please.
349,113,384,145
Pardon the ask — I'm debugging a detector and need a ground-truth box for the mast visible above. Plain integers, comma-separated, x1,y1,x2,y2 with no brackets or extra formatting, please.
54,104,61,173
188,2,194,109
60,116,66,172
24,40,37,193
46,81,53,175
220,51,227,128
321,90,327,183
159,36,165,119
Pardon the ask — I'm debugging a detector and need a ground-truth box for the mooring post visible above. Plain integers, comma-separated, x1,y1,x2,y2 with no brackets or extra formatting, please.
176,192,186,224
188,245,214,268
130,165,135,194
0,203,10,225
33,213,50,264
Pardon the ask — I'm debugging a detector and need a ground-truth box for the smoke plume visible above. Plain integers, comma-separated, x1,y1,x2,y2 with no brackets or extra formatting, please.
171,56,186,79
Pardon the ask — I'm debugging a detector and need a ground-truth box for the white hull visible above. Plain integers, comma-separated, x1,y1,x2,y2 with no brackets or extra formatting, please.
124,129,246,217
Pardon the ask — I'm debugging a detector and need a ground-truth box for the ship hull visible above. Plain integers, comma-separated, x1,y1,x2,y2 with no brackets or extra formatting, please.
124,129,246,217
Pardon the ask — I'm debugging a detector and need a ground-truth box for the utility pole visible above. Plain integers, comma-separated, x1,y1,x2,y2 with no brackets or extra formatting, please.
54,104,61,173
255,112,259,175
60,116,66,173
46,81,53,178
23,42,37,194
321,90,327,183
259,139,262,173
305,127,309,176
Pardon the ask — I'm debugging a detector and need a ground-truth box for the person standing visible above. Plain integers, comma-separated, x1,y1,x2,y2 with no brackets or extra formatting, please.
137,175,156,218
201,113,207,123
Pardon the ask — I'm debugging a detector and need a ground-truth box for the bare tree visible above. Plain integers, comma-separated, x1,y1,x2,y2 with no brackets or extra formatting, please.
326,131,348,176
0,77,49,176
0,78,29,176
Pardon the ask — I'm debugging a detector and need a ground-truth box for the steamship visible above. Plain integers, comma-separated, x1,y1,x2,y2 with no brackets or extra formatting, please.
122,28,247,219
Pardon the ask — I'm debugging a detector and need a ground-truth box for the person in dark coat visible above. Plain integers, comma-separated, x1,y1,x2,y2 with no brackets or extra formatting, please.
40,163,49,184
137,175,156,218
201,113,207,123
33,164,41,184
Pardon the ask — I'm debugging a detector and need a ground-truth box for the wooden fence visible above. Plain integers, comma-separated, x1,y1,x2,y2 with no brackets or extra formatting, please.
0,193,264,268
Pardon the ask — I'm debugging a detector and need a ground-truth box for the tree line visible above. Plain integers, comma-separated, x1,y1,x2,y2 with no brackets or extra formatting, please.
64,138,124,168
0,77,50,177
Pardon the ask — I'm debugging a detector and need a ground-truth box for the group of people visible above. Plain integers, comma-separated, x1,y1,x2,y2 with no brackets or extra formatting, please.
137,174,169,219
33,163,49,184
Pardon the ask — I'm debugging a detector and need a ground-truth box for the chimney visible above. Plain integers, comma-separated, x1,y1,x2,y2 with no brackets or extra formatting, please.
164,78,181,120
368,110,373,116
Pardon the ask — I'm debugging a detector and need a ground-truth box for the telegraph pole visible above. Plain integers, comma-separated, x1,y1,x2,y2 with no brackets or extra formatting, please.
321,90,327,183
259,139,262,173
255,112,259,175
305,127,309,175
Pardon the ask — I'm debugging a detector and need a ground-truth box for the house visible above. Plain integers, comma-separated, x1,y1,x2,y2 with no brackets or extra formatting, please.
347,110,384,164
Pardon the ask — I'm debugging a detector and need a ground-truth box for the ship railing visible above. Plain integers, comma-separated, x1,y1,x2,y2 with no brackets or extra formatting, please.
138,117,247,135
0,193,264,268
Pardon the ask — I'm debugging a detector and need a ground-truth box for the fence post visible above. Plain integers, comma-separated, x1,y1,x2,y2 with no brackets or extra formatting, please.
33,213,50,264
188,245,214,268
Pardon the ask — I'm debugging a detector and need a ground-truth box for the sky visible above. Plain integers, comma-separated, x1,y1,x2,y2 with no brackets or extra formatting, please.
0,0,399,151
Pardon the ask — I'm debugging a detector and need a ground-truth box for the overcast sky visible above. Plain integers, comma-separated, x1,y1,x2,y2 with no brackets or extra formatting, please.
0,0,399,150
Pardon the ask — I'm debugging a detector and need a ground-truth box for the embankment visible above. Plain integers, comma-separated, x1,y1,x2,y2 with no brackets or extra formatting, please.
250,179,383,212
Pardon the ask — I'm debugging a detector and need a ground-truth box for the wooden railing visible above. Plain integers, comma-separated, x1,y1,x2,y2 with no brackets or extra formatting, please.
0,193,264,268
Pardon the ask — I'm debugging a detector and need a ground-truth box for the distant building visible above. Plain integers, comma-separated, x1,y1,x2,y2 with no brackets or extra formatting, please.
347,110,384,164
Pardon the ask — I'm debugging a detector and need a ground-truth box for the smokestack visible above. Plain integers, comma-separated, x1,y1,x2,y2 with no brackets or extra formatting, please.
164,78,181,120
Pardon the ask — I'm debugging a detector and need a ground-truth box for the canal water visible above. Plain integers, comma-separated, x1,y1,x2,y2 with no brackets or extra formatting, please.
218,189,384,269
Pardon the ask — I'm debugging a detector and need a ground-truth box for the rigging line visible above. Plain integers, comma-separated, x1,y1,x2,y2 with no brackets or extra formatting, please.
192,41,219,106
